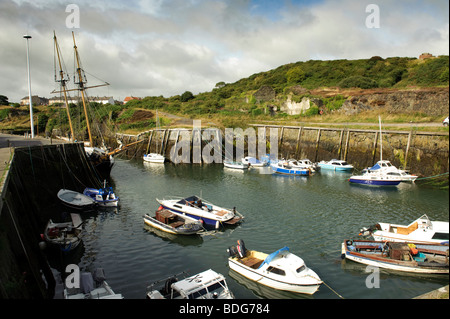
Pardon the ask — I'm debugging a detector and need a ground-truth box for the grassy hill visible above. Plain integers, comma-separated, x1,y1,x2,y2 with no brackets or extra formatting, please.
1,55,448,135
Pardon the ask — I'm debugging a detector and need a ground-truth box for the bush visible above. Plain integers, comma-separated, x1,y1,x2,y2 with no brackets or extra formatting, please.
338,76,378,89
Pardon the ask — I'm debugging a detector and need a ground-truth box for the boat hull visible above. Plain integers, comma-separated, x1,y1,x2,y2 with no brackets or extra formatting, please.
143,214,203,235
348,177,401,186
143,153,165,163
157,197,242,229
271,165,310,176
228,259,320,294
341,240,449,274
57,189,96,210
83,187,119,207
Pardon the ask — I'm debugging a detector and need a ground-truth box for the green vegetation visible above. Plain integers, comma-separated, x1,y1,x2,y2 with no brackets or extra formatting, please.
1,55,448,134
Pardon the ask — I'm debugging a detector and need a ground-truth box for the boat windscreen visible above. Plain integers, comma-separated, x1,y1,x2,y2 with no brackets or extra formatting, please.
177,196,200,204
258,246,289,269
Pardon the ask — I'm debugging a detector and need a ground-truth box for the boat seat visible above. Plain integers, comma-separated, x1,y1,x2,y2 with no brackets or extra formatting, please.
397,222,418,235
169,221,184,228
242,257,264,269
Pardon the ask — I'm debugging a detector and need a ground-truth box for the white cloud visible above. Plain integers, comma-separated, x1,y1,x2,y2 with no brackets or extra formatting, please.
1,0,448,103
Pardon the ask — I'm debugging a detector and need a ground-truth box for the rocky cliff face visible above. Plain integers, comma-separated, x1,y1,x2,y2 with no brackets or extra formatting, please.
337,87,449,116
276,87,449,116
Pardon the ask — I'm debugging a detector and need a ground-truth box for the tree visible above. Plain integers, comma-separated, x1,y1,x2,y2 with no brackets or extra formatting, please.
0,95,9,105
180,91,194,102
286,66,306,84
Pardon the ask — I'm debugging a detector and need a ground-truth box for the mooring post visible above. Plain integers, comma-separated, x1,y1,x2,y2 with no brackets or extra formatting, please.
404,130,412,169
337,129,344,160
371,131,379,165
295,127,303,158
344,129,350,161
314,128,321,162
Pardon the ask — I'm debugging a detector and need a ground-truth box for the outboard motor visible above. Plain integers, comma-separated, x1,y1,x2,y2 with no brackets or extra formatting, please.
237,239,247,258
227,246,238,258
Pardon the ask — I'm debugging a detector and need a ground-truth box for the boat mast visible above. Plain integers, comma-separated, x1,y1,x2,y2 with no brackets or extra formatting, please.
379,115,383,161
72,31,93,147
53,31,75,141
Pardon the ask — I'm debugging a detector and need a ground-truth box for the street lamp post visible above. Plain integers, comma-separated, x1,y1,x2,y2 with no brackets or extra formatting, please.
23,34,35,138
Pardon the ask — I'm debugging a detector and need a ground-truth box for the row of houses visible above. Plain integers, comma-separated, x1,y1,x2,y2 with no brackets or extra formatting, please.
20,95,141,106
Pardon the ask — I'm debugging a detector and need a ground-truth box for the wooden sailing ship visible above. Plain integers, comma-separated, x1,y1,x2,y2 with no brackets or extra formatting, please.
52,32,142,178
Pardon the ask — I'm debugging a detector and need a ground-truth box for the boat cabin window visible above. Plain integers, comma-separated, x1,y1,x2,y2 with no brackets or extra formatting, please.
296,265,306,273
267,266,286,276
432,232,449,240
186,281,225,299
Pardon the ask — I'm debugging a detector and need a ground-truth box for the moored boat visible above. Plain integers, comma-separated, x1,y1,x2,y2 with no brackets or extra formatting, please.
317,159,353,171
360,214,449,245
224,160,248,170
65,268,123,299
227,240,322,295
348,171,402,186
156,195,243,229
271,161,310,176
143,152,165,163
146,269,234,299
288,159,320,172
83,184,119,207
363,160,417,182
241,156,269,167
341,239,449,274
143,208,204,235
57,189,96,210
44,213,83,252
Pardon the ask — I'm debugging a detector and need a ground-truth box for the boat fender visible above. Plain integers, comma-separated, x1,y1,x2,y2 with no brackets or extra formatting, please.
157,205,163,211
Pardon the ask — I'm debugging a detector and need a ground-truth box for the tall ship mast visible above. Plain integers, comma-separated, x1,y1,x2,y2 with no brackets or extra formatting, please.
52,31,113,178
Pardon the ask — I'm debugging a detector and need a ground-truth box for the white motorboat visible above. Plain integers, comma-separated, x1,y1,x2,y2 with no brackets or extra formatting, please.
341,239,449,274
317,159,353,171
224,160,248,170
44,213,83,252
241,156,269,167
57,189,96,210
146,269,234,299
363,160,417,182
360,214,449,245
288,159,320,172
65,268,123,299
143,208,204,235
143,153,165,163
156,195,243,229
227,240,322,295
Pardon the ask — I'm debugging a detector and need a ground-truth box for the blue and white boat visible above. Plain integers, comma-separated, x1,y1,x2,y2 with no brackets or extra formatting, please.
83,185,119,207
348,170,401,186
156,195,244,229
317,159,353,171
362,160,418,183
271,161,310,176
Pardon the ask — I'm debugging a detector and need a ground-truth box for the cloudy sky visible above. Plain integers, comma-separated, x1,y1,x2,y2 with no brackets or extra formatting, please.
1,0,448,103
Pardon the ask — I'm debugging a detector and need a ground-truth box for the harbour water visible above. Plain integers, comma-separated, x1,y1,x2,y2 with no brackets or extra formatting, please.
53,158,449,299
